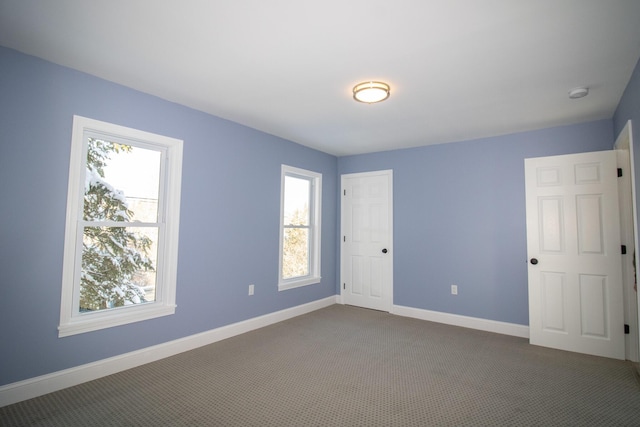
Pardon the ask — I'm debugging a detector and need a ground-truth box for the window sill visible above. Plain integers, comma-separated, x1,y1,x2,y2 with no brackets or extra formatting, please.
278,276,321,291
58,303,176,337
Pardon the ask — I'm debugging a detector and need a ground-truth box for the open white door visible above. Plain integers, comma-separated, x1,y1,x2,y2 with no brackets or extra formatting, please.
341,170,393,312
525,151,625,359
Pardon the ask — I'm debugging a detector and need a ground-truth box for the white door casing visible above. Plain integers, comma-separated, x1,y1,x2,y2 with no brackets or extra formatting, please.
341,170,393,312
614,120,639,362
525,151,625,360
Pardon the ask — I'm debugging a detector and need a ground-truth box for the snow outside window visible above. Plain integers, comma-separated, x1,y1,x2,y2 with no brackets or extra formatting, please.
278,165,322,291
59,116,183,337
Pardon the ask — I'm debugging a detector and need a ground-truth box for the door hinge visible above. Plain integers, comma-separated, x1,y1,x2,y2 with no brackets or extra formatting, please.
625,324,630,334
622,245,627,255
343,189,346,196
618,168,623,177
343,283,346,290
343,236,346,242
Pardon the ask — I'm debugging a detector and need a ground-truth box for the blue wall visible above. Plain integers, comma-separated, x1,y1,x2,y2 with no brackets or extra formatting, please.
614,57,640,137
0,47,338,386
338,120,613,325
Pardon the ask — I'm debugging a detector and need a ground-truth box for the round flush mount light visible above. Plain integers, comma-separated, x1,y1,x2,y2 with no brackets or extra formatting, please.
568,86,589,99
353,81,390,103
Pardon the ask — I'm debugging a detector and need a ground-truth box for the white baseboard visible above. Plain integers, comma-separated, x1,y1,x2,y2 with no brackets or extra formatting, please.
392,304,530,339
0,296,337,407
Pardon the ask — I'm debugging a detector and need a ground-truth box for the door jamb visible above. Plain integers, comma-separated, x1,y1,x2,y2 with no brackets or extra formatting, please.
614,120,639,362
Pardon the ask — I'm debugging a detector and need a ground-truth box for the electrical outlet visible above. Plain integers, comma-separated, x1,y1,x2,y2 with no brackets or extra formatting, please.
451,284,458,295
248,284,254,296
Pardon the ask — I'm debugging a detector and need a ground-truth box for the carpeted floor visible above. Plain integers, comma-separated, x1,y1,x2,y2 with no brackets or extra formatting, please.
2,304,640,426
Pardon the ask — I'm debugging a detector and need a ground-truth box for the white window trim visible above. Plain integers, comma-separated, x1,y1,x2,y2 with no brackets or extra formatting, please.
278,165,322,291
58,115,183,337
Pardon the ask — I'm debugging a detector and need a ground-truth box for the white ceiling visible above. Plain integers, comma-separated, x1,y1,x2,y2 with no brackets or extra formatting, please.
1,1,640,156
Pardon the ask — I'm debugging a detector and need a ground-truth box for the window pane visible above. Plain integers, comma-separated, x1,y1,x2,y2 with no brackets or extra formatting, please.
282,227,309,279
284,175,310,226
80,226,158,312
84,138,161,223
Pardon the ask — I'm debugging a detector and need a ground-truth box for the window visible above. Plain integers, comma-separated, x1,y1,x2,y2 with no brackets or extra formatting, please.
278,165,322,291
59,116,183,337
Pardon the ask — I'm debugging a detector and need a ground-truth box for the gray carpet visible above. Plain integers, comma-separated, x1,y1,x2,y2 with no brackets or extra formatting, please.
2,304,640,426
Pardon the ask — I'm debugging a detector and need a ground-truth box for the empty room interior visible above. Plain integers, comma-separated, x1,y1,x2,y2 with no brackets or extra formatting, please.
2,1,640,425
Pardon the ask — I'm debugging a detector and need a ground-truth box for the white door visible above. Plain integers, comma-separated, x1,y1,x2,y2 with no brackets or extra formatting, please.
341,170,393,312
525,151,625,359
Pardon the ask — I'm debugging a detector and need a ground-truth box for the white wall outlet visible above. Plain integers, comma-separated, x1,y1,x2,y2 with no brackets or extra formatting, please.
451,284,458,295
248,284,254,296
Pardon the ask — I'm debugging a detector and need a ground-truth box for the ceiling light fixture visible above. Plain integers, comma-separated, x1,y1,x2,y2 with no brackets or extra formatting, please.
568,86,589,99
353,81,390,104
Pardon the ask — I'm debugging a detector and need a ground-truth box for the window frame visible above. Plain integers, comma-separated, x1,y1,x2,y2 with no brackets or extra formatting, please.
58,115,183,337
278,165,322,291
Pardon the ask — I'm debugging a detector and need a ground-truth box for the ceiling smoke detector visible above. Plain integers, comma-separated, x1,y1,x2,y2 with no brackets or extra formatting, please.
568,87,589,99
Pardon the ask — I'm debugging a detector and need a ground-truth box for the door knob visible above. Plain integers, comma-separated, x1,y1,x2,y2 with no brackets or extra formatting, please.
530,258,538,265
382,248,388,254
